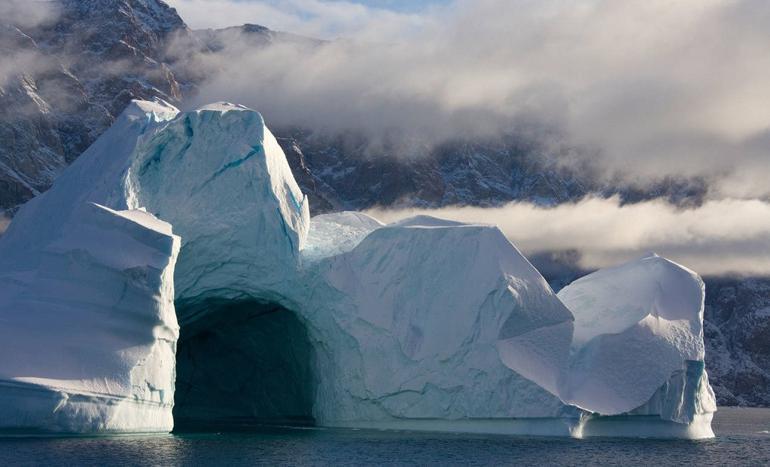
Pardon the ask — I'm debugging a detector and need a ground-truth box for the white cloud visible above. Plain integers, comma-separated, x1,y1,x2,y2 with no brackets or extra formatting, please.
0,0,59,29
0,1,62,88
166,0,426,39
366,197,770,276
171,0,770,198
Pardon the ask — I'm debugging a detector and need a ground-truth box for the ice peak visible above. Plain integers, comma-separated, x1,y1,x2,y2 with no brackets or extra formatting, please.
194,102,252,113
120,98,179,122
391,215,479,228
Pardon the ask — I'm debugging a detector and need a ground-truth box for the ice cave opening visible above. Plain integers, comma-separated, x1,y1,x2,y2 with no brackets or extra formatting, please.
172,299,315,432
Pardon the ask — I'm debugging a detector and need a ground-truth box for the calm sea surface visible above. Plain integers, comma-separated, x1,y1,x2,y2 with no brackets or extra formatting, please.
1,407,769,466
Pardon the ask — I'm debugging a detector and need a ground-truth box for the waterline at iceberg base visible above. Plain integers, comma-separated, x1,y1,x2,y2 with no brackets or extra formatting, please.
0,100,715,438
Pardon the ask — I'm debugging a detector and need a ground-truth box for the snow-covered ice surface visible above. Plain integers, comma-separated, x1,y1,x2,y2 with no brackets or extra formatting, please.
0,100,715,438
558,255,712,414
557,255,717,438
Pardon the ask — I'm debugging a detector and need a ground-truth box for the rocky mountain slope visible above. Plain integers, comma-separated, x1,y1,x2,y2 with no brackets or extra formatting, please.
703,278,770,406
0,0,186,215
0,0,766,407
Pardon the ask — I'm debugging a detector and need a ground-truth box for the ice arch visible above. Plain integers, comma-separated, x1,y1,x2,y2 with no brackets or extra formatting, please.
0,100,715,438
173,300,315,430
0,101,314,433
121,104,316,430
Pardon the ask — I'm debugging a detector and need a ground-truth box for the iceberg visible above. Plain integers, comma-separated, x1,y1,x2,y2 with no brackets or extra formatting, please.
0,100,715,438
555,255,716,438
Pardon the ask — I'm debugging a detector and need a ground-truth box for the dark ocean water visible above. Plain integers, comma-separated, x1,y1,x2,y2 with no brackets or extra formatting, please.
1,407,769,466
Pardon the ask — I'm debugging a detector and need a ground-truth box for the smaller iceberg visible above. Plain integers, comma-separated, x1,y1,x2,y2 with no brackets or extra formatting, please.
556,254,716,438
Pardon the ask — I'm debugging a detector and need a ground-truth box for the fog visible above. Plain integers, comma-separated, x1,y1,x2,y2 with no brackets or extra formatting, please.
367,197,770,276
168,0,770,198
0,1,60,88
0,0,59,29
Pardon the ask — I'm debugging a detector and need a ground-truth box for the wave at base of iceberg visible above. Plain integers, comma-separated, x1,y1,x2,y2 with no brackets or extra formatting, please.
312,412,714,439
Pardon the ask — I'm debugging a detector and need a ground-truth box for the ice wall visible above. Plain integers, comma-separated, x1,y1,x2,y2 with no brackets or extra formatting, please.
302,215,570,425
124,103,309,316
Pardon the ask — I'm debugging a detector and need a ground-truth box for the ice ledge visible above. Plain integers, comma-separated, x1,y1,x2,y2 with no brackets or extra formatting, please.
0,380,173,435
194,102,252,113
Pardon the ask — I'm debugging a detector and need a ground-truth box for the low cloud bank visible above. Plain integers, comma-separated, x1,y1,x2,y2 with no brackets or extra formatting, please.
0,1,61,88
367,197,770,276
169,0,770,198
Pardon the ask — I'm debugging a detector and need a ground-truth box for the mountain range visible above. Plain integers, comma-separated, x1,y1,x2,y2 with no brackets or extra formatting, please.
0,0,767,407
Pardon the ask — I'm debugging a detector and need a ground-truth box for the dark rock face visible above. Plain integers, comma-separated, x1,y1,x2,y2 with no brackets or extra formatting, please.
274,130,593,213
271,124,710,213
703,278,770,406
275,135,339,214
0,0,188,213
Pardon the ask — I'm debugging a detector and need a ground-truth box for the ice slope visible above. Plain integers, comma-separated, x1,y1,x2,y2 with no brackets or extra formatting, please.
0,99,715,437
302,211,384,264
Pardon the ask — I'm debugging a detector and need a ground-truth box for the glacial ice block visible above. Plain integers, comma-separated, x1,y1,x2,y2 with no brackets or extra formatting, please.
0,203,180,433
305,217,571,424
0,99,715,438
301,211,384,264
123,102,310,316
557,254,716,423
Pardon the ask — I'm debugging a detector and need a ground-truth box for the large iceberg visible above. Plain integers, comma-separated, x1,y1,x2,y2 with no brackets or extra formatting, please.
0,100,715,438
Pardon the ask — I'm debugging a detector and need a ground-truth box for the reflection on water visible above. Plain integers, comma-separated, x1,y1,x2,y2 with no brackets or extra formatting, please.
1,407,769,466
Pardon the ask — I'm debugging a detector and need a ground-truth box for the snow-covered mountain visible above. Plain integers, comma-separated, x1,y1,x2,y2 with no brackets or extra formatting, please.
0,0,187,214
274,129,710,213
0,0,707,216
0,0,766,409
